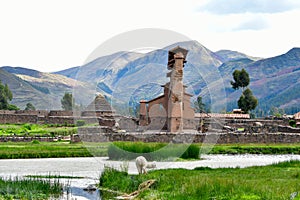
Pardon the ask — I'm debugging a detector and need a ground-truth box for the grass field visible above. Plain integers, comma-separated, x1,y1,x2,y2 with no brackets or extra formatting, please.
1,141,300,159
0,141,109,159
99,160,300,200
0,123,77,136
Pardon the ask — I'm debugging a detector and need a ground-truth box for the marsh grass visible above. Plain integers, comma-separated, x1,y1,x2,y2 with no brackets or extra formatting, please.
0,177,63,200
99,160,300,200
108,142,200,160
25,174,85,179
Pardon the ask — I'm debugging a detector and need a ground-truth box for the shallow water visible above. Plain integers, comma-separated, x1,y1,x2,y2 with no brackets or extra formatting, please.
1,155,300,199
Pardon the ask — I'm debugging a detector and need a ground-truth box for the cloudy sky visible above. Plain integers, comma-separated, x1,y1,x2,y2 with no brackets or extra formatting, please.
0,0,300,72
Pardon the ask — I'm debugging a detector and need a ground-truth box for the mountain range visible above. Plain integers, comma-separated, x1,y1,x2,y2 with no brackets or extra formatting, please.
1,40,299,116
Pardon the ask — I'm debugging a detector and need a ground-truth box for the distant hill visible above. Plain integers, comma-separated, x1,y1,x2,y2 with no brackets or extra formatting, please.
215,50,262,63
1,66,43,78
1,41,300,115
0,67,95,110
218,48,300,114
0,68,50,109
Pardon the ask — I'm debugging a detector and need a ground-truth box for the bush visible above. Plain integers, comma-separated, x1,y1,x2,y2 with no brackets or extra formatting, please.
76,120,86,127
289,120,296,127
107,142,200,161
31,140,40,144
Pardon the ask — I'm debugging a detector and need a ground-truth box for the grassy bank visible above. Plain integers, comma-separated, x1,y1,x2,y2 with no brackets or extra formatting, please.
108,142,200,160
100,160,300,200
108,142,300,161
0,141,108,159
0,177,63,200
2,141,300,159
210,143,300,154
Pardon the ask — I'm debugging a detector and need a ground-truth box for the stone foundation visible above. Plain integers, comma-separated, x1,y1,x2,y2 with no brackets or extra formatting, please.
76,131,300,144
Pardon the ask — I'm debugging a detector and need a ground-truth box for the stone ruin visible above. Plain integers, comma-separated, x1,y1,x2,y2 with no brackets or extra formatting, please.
139,46,195,133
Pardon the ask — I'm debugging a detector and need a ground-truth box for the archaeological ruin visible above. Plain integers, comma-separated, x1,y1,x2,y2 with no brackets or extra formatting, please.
1,46,300,144
139,46,195,132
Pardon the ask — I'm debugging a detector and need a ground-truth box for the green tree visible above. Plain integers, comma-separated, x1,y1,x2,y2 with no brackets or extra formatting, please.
238,88,258,113
231,68,250,91
25,102,36,111
61,92,74,110
194,96,205,113
0,80,18,110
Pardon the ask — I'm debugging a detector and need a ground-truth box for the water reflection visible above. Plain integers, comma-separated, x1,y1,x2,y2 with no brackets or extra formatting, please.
63,186,100,200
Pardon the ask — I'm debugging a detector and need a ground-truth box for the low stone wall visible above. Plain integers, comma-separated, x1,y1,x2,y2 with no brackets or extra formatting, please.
1,131,300,144
278,125,300,133
0,136,56,142
0,114,38,124
45,116,75,125
49,110,73,117
76,131,300,144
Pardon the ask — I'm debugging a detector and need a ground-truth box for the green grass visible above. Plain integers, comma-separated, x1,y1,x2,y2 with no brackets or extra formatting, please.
108,142,300,160
0,177,63,200
1,141,300,160
0,141,109,159
210,143,300,154
99,160,300,200
108,142,200,160
0,123,77,136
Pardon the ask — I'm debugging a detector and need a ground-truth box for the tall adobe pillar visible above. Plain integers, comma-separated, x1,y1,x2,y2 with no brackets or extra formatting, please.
167,46,188,133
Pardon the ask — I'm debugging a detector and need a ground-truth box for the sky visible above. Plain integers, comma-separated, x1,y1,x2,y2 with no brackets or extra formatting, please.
0,0,300,72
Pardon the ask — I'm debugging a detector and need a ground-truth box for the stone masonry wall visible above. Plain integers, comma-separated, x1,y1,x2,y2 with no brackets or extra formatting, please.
0,114,38,124
76,131,300,144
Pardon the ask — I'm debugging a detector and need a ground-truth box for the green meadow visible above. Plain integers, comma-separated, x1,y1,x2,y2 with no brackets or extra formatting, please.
0,141,108,159
100,160,300,200
1,140,300,159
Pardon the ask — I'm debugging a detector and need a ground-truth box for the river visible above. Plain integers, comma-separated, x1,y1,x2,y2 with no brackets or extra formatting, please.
1,155,300,199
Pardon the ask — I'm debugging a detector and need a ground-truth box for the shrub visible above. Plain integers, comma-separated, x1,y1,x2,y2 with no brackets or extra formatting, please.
22,123,33,131
107,142,200,160
31,140,40,144
289,120,296,127
76,120,86,127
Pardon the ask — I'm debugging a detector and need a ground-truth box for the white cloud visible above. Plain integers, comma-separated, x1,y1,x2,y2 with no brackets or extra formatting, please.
233,17,269,31
0,0,300,71
199,0,300,15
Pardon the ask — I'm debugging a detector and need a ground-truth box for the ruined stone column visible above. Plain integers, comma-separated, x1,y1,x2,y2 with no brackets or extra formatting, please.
167,49,186,133
139,100,148,126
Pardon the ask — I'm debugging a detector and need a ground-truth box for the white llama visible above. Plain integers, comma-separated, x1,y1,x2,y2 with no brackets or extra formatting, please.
135,156,156,174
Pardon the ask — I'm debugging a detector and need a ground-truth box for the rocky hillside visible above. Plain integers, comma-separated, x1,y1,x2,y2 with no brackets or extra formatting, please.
0,67,95,110
1,41,299,115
